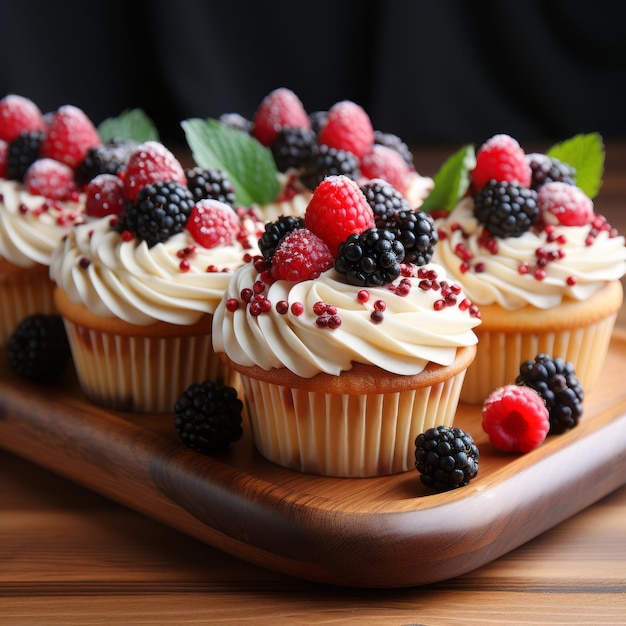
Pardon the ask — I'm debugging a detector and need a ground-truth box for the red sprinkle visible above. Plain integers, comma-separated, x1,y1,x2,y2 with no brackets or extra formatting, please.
226,298,239,312
291,302,304,316
566,275,578,286
370,310,384,324
276,300,289,314
357,289,370,303
179,259,190,272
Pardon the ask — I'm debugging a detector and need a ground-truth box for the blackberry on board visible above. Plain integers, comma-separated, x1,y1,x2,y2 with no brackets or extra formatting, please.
473,179,539,238
186,166,236,206
415,426,479,492
527,153,576,191
374,130,414,167
7,130,44,181
515,354,584,434
335,227,405,287
258,215,305,261
299,144,360,191
271,126,317,172
174,380,244,454
117,181,195,247
7,314,71,383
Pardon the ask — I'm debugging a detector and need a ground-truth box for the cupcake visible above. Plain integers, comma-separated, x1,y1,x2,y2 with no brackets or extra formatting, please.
212,175,480,477
182,88,434,223
0,95,100,345
50,140,264,413
430,133,626,403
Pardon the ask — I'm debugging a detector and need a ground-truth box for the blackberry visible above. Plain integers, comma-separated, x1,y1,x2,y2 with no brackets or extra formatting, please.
219,112,253,134
361,179,412,223
298,144,360,191
308,110,328,135
335,227,405,287
185,166,236,206
7,314,71,383
117,181,195,247
384,209,438,266
415,426,479,492
271,126,317,172
527,153,576,190
7,130,44,181
516,354,584,434
374,130,414,166
473,179,539,238
75,138,139,186
258,215,305,261
173,380,244,454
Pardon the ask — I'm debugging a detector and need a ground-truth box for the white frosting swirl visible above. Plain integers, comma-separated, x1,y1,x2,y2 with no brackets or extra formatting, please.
0,179,85,267
432,197,626,310
50,215,262,326
213,263,480,378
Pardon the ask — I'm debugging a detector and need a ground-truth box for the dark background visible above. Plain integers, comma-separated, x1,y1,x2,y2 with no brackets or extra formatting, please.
2,0,625,148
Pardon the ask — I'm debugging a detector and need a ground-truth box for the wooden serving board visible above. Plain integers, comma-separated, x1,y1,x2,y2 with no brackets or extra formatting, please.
1,333,625,589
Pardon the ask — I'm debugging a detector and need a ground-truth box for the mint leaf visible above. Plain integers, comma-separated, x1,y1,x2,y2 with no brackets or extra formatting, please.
546,133,604,199
97,108,159,143
181,118,280,207
421,145,476,213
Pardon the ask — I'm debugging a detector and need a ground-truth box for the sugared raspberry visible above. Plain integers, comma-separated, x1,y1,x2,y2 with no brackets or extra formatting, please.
271,228,334,282
85,173,125,217
0,94,46,143
39,105,100,170
24,158,79,201
123,141,187,202
482,384,550,453
186,199,240,249
317,100,374,159
360,144,414,192
471,134,532,192
251,87,310,147
0,139,8,178
537,181,594,226
304,175,375,256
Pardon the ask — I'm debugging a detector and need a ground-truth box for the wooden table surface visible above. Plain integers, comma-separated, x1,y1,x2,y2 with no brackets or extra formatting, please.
1,141,625,625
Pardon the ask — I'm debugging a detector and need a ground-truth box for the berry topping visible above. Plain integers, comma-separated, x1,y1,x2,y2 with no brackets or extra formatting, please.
258,214,305,261
251,87,310,147
471,134,532,192
473,180,539,238
117,180,195,247
123,141,187,202
186,199,240,248
304,175,375,256
299,143,360,191
218,111,253,134
361,178,412,221
415,426,479,492
317,100,374,159
7,314,71,383
270,228,334,282
173,380,244,454
515,354,584,434
271,126,317,172
7,129,44,181
75,138,139,186
40,104,101,170
527,153,576,190
335,227,405,287
85,173,125,217
24,158,79,201
0,94,45,143
185,166,236,206
360,144,414,192
373,130,414,166
482,384,550,453
537,181,594,226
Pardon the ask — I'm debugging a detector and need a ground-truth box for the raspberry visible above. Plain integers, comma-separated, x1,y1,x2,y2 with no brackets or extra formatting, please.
360,144,414,192
317,100,374,159
251,87,310,147
471,134,532,192
39,105,101,170
174,380,244,454
304,175,375,256
415,426,479,492
271,228,334,282
482,384,550,453
0,94,45,143
537,181,594,226
85,173,125,217
186,199,240,248
24,158,79,201
123,141,187,202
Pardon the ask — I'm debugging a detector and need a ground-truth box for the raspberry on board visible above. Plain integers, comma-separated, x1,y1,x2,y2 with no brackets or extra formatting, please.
85,173,125,217
317,100,374,159
271,228,334,282
471,134,532,192
304,175,375,256
251,87,310,147
0,94,46,143
186,199,240,249
24,158,79,201
482,384,550,453
537,181,594,226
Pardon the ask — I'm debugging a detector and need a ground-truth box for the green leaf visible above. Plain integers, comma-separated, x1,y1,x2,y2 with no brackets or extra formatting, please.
546,132,604,199
181,118,280,207
97,108,159,143
421,145,476,213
